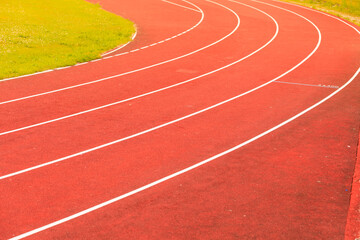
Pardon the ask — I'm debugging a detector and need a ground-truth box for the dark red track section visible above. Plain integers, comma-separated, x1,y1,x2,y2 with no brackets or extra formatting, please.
0,0,359,239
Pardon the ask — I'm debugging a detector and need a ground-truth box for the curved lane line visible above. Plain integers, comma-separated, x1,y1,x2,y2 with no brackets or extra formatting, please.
8,0,345,238
0,0,244,136
0,0,202,82
0,0,239,178
101,30,138,57
0,0,317,181
161,0,202,12
1,0,325,179
0,0,244,105
13,67,359,240
273,0,360,34
102,0,204,57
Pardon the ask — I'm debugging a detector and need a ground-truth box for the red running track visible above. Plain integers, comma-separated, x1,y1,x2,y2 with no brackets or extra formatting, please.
0,0,359,239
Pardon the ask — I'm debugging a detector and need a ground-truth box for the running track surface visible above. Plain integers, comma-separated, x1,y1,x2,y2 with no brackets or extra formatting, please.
0,0,359,239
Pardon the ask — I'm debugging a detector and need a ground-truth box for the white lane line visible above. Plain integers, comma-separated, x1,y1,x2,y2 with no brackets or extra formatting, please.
0,0,271,108
75,62,88,66
55,66,71,70
162,0,201,12
0,0,241,178
8,1,335,238
275,81,340,89
101,31,138,57
9,1,360,239
102,56,114,60
132,31,137,40
0,0,323,177
0,1,204,105
11,69,359,240
0,0,203,83
274,0,360,35
11,23,360,240
102,41,131,56
1,0,323,180
0,0,280,137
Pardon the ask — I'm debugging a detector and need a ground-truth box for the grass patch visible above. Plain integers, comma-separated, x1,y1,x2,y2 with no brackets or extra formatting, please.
279,0,360,26
0,0,135,80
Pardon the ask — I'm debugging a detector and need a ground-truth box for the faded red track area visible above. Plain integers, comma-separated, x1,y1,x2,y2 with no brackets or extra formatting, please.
0,0,359,239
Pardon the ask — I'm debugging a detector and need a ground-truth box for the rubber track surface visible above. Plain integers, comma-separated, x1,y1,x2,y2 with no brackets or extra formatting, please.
0,0,359,239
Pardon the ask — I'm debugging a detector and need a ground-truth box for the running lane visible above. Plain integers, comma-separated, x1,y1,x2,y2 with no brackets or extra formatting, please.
1,0,359,239
1,0,314,180
0,0,204,100
0,0,242,132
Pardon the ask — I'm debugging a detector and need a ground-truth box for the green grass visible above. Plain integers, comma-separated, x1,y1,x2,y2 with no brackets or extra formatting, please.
0,0,135,80
280,0,360,26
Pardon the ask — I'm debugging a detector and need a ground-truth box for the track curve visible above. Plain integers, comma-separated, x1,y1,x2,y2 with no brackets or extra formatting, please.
0,0,359,239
